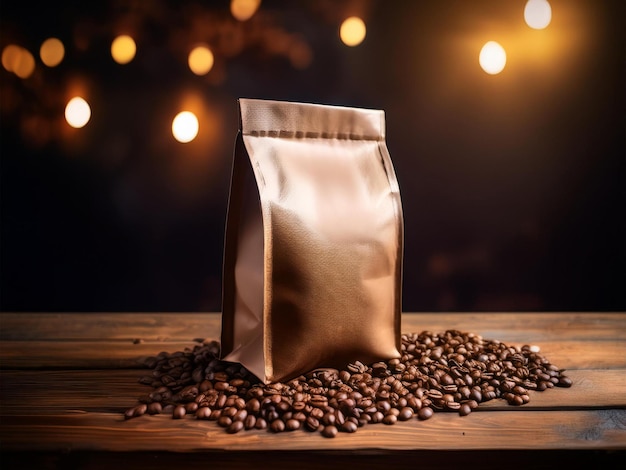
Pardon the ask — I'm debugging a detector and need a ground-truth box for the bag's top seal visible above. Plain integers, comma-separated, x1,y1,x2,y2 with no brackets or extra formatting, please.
238,98,385,141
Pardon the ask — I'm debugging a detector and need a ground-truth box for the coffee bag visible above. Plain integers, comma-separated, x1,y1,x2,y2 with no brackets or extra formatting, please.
221,98,403,383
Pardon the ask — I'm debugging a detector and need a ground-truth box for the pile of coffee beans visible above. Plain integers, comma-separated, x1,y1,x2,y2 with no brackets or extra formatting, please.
124,330,572,437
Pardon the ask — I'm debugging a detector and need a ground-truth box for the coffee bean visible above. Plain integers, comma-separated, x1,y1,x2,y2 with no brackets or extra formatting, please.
246,398,261,413
198,380,213,392
321,425,338,438
227,420,244,434
244,415,256,430
218,415,232,427
147,402,162,415
285,419,300,431
124,403,146,419
445,401,460,411
305,416,320,431
266,410,279,422
196,407,212,419
322,412,336,426
126,328,572,438
230,378,245,387
340,421,358,433
214,381,229,392
270,419,285,433
382,414,397,425
172,405,186,419
558,376,573,387
459,403,472,416
139,375,153,385
234,409,248,422
293,411,307,422
417,407,434,420
398,407,413,421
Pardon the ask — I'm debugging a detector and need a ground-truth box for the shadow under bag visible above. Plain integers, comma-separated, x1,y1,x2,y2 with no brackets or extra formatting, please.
221,98,404,383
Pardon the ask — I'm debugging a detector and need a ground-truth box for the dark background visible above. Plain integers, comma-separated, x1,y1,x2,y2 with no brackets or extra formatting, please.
1,0,624,313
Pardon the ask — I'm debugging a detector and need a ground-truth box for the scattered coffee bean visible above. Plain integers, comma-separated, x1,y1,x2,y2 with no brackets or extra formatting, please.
417,407,434,420
196,407,212,419
459,403,472,416
172,405,186,419
270,419,285,433
285,419,301,431
398,407,413,421
218,416,232,428
227,420,244,434
340,421,358,433
321,425,338,438
125,331,573,437
147,402,162,415
382,414,397,425
124,403,147,420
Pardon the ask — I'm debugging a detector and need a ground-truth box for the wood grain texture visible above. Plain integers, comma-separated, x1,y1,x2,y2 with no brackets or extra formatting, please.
1,312,625,461
2,312,625,341
1,339,624,369
2,312,625,369
1,409,625,452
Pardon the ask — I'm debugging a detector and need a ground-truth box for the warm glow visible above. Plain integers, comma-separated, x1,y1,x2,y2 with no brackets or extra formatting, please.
340,17,366,47
524,0,552,30
230,0,261,21
172,111,199,143
40,38,65,67
2,44,22,72
479,41,507,75
3,45,36,78
188,46,214,75
65,97,91,128
14,47,36,79
111,35,136,64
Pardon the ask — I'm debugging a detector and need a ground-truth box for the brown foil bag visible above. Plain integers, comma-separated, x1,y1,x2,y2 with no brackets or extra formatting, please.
221,98,403,383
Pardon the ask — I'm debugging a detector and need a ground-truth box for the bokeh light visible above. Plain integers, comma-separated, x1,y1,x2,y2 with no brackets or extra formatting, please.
340,17,366,47
40,38,65,67
2,44,22,72
65,97,91,128
479,41,507,75
188,46,214,76
524,0,552,30
172,111,199,143
2,45,36,79
111,35,137,64
230,0,261,22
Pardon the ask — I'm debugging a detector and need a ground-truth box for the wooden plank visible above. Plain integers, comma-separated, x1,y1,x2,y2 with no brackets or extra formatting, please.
0,341,198,369
2,339,624,369
1,409,625,452
1,369,624,415
2,312,625,342
1,313,624,459
0,313,218,342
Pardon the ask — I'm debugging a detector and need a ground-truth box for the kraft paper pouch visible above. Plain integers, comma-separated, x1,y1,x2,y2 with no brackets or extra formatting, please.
221,98,403,383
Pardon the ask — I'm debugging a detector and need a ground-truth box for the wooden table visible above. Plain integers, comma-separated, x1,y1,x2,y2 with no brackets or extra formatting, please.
1,312,625,469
